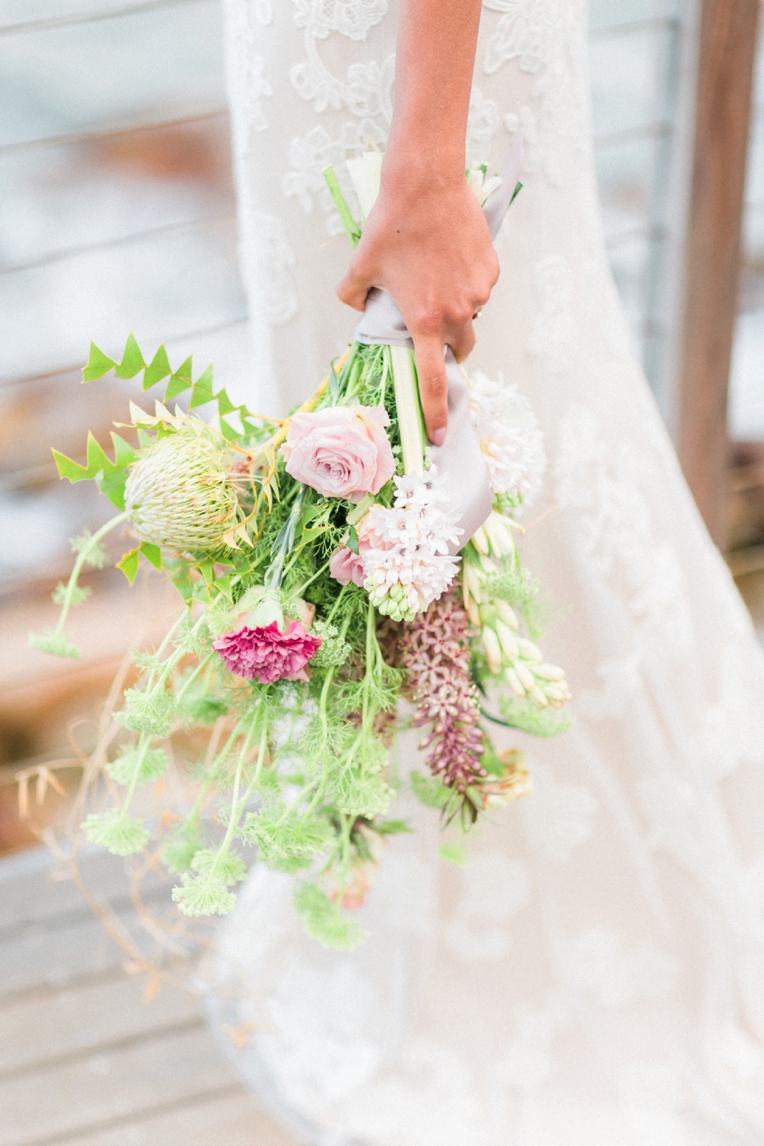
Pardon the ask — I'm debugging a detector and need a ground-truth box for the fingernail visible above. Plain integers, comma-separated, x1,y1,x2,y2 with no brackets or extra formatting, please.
431,428,446,447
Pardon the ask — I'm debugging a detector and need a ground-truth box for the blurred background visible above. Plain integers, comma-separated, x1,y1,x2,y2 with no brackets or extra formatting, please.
1,1,763,1143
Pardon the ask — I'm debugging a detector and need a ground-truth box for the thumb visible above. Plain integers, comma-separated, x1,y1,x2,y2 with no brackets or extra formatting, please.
414,335,449,447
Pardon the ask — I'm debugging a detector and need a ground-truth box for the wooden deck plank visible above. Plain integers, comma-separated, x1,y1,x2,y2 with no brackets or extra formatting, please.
0,975,200,1078
0,1026,237,1146
52,1090,296,1146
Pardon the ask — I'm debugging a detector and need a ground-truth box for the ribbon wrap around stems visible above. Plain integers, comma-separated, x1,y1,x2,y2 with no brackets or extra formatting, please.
353,136,525,550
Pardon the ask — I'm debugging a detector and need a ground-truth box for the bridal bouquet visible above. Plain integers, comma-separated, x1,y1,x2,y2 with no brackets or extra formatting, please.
32,155,570,948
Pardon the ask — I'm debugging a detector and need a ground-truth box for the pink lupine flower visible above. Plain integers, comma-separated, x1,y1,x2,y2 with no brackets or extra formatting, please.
400,592,486,792
213,621,322,684
329,545,367,587
280,405,395,502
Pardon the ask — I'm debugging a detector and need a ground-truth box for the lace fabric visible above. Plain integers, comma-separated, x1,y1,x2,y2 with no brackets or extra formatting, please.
212,2,764,1142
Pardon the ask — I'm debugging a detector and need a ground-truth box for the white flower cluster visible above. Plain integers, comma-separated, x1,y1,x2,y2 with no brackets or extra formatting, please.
466,164,502,206
360,467,462,622
464,369,546,507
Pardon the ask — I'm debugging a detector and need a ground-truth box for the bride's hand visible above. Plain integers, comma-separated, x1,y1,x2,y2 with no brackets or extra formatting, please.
337,164,499,446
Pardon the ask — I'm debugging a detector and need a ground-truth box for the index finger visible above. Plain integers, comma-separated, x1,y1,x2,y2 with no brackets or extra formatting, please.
413,335,448,447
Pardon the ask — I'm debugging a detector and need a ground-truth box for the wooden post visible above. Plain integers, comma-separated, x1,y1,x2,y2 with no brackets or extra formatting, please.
677,0,759,547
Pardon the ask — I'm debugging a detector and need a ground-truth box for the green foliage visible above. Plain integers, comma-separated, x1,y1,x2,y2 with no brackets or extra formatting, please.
410,770,451,810
327,760,392,819
115,688,175,737
81,333,266,444
116,541,162,585
190,847,247,886
310,621,351,668
497,694,573,737
482,563,539,614
163,823,205,875
172,872,236,916
82,810,149,855
71,529,108,569
107,745,169,785
29,628,80,659
293,882,365,950
52,582,90,607
240,809,333,866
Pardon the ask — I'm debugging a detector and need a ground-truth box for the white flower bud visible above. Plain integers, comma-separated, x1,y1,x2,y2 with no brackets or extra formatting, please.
496,619,520,661
482,626,503,674
517,637,543,663
494,599,519,630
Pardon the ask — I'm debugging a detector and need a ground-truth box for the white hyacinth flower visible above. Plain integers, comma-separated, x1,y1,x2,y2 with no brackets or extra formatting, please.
463,369,546,507
359,466,462,621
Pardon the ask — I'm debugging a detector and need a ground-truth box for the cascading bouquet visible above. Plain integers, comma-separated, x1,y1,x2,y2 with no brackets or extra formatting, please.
31,151,571,948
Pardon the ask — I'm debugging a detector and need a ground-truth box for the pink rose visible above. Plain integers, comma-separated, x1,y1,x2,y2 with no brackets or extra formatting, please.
213,621,321,684
281,405,395,502
329,546,367,587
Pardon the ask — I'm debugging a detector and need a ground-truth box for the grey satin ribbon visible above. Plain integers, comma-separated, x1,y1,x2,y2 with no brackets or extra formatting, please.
354,134,524,548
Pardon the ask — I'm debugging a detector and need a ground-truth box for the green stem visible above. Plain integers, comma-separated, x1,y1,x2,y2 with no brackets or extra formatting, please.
174,652,215,703
390,346,424,476
56,512,128,636
207,709,264,885
294,557,331,598
117,733,151,821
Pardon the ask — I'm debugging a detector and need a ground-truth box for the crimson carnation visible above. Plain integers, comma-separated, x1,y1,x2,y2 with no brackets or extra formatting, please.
213,621,322,684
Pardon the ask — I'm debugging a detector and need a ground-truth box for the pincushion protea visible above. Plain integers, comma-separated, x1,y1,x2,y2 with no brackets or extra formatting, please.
124,427,243,553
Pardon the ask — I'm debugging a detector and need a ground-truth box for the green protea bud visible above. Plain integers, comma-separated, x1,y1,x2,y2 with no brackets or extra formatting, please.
124,428,242,552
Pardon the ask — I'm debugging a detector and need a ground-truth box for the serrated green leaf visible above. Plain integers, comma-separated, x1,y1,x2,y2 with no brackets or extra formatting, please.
164,372,192,401
52,448,90,483
115,332,146,379
139,541,162,570
82,341,117,383
213,573,234,602
219,417,239,442
117,548,140,584
95,468,127,510
136,427,154,448
143,343,172,390
214,387,236,415
171,565,194,601
189,363,214,408
110,432,136,468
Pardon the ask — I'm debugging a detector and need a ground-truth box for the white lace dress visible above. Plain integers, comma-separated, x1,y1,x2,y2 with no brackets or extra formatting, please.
211,3,764,1143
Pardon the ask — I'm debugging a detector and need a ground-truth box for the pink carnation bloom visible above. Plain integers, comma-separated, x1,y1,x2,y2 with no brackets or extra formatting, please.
281,405,395,502
213,621,322,684
329,544,368,587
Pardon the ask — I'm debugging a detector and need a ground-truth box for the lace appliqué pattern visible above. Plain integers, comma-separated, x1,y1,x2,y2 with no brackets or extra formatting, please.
290,0,389,112
239,210,299,325
521,760,598,861
224,0,273,155
442,850,532,961
482,0,578,187
554,405,692,660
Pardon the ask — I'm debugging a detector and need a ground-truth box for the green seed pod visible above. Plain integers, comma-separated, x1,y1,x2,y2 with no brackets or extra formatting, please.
124,429,242,553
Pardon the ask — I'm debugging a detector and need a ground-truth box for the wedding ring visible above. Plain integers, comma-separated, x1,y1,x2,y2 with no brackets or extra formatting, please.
473,308,483,320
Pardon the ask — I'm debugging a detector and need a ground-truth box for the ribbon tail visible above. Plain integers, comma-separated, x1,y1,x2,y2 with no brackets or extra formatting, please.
431,350,493,553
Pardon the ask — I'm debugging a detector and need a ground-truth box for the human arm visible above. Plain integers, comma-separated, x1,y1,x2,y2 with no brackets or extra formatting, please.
337,0,497,446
